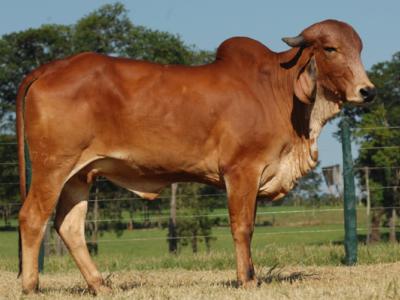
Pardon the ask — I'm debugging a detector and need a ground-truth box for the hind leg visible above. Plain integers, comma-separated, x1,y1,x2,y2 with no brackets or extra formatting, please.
19,171,66,293
54,175,109,294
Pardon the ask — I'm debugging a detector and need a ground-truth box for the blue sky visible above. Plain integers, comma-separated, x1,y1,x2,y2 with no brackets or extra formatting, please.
1,0,399,170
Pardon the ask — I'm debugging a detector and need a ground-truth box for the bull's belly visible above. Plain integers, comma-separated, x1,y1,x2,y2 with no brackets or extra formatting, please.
80,157,168,199
76,152,221,199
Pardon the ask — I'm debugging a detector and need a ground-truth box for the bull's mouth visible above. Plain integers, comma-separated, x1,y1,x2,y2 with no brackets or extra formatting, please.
345,95,374,107
321,86,345,105
347,100,369,107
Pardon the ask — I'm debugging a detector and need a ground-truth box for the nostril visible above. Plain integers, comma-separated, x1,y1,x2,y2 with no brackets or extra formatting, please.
359,87,376,102
360,88,369,97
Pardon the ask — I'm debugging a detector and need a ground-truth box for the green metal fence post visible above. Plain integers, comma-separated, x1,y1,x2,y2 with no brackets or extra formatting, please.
341,116,358,265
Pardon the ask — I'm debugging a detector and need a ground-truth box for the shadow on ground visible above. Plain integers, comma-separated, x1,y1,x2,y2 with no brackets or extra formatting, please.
220,264,319,288
38,265,319,296
40,285,90,296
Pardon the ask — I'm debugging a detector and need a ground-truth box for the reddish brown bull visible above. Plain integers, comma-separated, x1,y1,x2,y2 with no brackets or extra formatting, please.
17,19,375,294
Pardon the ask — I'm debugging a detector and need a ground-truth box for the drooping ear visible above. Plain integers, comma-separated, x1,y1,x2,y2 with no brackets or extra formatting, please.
294,57,317,104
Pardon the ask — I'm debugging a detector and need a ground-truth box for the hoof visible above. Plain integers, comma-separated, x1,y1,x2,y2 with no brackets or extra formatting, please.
22,286,39,295
22,282,39,295
89,284,112,296
241,278,258,289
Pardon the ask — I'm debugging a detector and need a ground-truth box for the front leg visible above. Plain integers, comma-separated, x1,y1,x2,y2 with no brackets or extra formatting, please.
224,166,260,287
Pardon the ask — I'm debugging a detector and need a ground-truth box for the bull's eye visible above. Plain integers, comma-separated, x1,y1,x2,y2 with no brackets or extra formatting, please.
324,47,337,53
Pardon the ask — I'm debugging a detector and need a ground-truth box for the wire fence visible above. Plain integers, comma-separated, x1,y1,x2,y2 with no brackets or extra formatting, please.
36,225,400,249
0,205,398,228
41,228,349,246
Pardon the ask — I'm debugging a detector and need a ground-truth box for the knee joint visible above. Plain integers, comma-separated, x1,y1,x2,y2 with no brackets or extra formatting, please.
19,209,45,233
232,224,253,241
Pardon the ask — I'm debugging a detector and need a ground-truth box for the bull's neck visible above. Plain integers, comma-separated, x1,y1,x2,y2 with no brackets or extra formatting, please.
276,48,341,158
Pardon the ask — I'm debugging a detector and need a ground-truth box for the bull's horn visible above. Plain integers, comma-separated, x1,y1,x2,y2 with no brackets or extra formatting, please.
281,35,307,47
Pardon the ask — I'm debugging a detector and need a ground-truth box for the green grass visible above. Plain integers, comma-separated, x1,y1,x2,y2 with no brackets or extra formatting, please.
1,205,398,273
122,204,368,228
2,238,400,274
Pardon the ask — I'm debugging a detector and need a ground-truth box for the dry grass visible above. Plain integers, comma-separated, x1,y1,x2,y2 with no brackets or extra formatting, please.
1,263,400,299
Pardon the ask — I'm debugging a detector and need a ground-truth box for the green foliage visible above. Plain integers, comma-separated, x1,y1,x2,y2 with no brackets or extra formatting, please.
352,52,400,210
72,3,133,54
0,135,18,225
175,183,218,253
0,24,72,131
125,26,215,65
126,26,192,64
282,166,323,206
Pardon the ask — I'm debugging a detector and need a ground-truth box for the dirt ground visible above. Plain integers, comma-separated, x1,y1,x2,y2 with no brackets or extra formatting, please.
1,263,400,299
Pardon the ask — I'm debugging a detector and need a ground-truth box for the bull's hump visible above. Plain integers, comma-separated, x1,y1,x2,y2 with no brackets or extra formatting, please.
216,37,275,64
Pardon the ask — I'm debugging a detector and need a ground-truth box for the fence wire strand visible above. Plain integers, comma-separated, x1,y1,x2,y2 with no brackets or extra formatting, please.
42,226,395,246
1,206,400,225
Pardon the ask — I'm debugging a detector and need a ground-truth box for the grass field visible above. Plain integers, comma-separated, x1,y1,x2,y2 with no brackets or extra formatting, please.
1,263,400,299
0,205,369,271
1,205,400,298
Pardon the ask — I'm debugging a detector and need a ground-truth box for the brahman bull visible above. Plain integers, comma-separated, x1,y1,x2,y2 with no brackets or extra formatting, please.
16,19,375,293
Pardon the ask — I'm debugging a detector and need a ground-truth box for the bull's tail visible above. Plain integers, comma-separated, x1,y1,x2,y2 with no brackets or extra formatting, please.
16,72,40,278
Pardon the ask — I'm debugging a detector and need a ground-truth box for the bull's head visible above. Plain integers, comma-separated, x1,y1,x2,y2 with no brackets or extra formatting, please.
282,20,376,105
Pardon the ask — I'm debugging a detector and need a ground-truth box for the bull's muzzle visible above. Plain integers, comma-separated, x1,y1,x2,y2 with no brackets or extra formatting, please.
359,86,377,103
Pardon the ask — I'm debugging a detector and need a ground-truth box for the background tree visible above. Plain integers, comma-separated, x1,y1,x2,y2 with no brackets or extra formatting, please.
282,166,323,206
0,135,19,226
0,24,72,132
72,3,133,54
352,52,400,242
174,183,217,253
